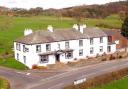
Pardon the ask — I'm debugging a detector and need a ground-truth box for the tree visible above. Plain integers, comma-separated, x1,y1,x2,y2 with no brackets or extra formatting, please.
121,16,128,37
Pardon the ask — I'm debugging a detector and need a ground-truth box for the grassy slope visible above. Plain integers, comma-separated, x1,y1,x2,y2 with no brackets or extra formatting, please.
0,77,9,89
92,77,128,89
0,15,122,54
0,58,28,70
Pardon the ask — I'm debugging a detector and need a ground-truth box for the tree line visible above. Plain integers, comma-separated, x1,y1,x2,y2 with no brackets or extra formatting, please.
0,1,127,18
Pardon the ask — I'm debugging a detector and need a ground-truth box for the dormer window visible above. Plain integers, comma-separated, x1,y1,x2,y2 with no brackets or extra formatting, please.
36,45,41,52
46,44,51,51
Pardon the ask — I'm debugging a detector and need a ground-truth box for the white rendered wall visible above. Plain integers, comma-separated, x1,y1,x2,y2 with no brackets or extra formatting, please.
14,36,116,69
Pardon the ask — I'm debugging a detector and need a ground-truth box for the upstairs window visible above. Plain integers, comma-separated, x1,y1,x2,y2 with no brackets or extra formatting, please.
79,40,83,47
36,45,41,52
46,44,51,51
108,36,112,42
40,55,48,63
79,49,83,56
99,46,103,52
16,43,21,51
23,45,26,52
90,47,94,54
100,37,103,43
90,38,93,45
65,41,69,49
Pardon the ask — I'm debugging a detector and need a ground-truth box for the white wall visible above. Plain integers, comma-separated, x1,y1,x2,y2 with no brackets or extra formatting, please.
14,36,116,69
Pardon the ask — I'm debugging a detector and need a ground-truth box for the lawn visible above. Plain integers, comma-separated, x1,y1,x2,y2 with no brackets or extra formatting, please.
92,76,128,89
0,15,122,54
0,77,10,89
0,58,28,70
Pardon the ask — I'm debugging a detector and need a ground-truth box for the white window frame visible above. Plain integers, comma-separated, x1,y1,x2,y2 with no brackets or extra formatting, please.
65,41,70,49
23,56,26,64
40,55,49,63
99,46,103,52
46,44,51,51
79,49,83,56
90,47,94,54
79,40,83,47
36,45,41,52
90,38,93,45
65,52,73,59
100,37,103,43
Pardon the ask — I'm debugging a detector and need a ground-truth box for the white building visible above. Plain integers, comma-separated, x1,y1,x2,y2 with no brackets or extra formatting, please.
14,25,116,69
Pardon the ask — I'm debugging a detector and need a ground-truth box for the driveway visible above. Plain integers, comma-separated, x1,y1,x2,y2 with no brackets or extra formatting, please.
0,58,128,89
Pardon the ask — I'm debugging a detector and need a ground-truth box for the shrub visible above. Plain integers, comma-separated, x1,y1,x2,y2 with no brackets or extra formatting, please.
32,64,38,69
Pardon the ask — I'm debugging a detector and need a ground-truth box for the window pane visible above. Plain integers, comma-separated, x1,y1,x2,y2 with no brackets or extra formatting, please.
46,44,51,51
36,45,41,52
79,49,83,56
65,52,73,59
90,38,93,45
40,55,48,63
90,47,94,54
79,40,83,47
65,42,69,49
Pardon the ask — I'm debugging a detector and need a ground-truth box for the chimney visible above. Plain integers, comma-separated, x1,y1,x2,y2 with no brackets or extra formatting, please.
80,24,87,34
73,24,79,30
24,29,33,36
47,25,53,32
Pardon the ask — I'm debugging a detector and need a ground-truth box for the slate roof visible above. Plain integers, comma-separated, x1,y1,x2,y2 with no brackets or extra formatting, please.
15,28,107,44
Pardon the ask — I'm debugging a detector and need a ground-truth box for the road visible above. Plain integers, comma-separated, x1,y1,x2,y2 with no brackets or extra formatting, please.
0,58,128,89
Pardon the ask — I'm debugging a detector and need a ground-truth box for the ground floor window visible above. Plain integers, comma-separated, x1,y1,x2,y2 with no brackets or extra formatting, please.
100,46,103,52
23,56,26,64
40,55,49,63
65,52,73,59
107,46,111,52
90,47,94,54
17,53,19,60
79,49,83,56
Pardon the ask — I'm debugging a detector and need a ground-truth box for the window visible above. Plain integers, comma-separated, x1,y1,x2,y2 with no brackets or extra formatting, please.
100,37,103,43
23,45,26,52
79,40,83,47
65,52,73,59
90,47,94,54
99,46,103,52
58,43,60,49
46,44,51,51
90,38,93,45
107,46,111,52
36,45,41,52
40,55,48,63
65,41,69,49
23,56,26,64
16,43,21,51
79,49,83,56
108,36,112,42
17,53,19,60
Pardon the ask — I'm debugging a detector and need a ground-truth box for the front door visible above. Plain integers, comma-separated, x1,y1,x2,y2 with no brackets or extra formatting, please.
56,54,60,62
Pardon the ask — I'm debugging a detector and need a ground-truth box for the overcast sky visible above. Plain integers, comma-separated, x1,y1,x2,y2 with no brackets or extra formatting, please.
0,0,125,9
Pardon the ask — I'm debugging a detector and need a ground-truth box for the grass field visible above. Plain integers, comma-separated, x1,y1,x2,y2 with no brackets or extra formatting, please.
0,15,122,54
0,77,10,89
92,76,128,89
0,58,28,70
